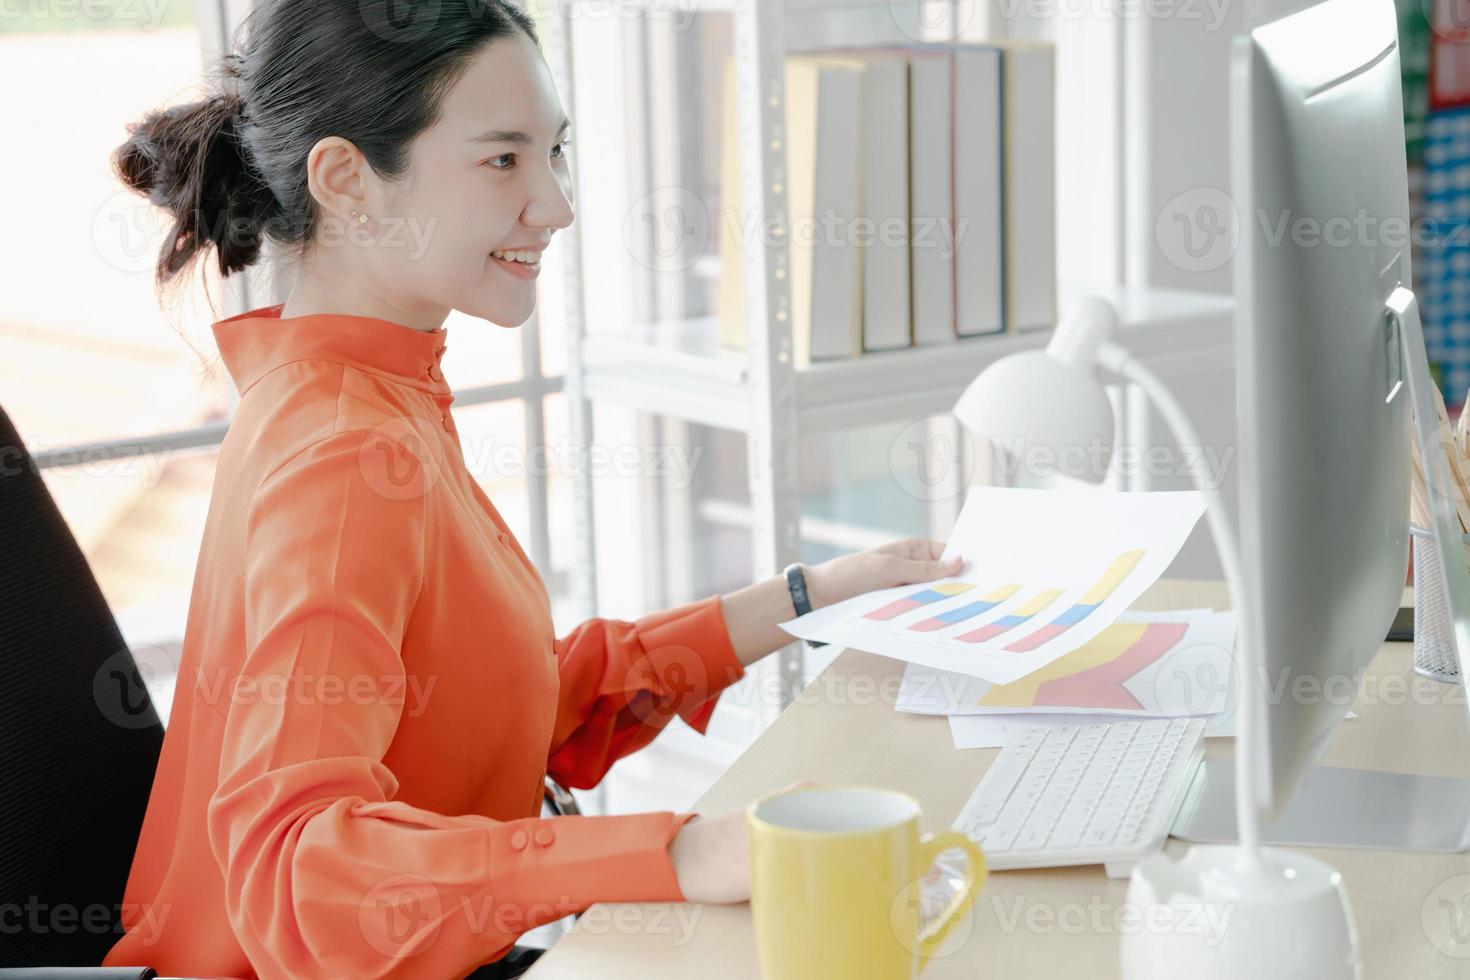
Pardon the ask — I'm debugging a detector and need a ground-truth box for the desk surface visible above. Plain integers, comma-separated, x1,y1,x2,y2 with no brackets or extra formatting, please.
528,581,1470,978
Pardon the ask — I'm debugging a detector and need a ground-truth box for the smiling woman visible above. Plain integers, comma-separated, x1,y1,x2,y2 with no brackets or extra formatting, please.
95,3,751,979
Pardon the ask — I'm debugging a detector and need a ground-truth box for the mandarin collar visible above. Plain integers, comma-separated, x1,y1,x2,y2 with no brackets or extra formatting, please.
212,304,451,398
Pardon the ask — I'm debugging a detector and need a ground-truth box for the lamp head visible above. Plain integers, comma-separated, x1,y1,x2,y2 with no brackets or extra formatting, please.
951,296,1121,483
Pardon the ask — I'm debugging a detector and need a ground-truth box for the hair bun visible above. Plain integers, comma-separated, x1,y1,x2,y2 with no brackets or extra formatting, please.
112,90,279,283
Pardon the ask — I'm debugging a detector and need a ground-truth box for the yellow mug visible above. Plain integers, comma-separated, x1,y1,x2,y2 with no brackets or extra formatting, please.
747,785,987,980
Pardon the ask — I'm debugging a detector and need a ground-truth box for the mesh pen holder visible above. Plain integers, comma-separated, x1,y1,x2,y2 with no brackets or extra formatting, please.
1410,525,1468,683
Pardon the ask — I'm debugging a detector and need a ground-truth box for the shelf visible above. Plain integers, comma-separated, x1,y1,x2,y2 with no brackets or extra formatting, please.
577,283,1235,433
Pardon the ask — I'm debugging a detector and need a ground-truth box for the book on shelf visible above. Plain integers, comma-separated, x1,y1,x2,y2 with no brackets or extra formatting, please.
847,50,913,353
952,44,1006,338
718,55,865,366
997,40,1058,333
906,47,958,346
716,39,1057,360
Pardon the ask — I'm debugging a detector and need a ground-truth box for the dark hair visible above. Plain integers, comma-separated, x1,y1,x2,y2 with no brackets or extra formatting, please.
112,0,539,291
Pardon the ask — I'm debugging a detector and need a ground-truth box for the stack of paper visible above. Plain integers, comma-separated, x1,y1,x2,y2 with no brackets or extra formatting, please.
897,608,1241,748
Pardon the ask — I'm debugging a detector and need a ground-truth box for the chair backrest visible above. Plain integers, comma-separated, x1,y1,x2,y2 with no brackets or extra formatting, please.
0,406,166,967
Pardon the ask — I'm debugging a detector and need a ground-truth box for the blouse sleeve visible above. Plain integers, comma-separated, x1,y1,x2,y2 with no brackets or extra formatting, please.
206,428,699,980
546,598,748,789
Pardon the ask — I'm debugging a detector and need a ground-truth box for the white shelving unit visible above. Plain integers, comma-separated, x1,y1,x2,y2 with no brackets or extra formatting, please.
546,0,1237,734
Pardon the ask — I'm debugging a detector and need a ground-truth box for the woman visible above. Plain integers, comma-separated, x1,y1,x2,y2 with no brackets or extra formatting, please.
100,2,963,977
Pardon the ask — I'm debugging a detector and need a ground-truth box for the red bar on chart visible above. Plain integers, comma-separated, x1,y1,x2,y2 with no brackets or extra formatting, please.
956,588,1063,642
864,582,974,621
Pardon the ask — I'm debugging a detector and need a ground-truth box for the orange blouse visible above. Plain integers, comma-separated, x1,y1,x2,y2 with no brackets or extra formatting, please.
102,306,746,979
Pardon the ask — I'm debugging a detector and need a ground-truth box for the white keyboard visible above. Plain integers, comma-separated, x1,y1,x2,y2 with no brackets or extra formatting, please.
953,717,1206,874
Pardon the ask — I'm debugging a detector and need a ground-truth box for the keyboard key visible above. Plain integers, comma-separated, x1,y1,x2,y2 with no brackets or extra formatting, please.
1016,826,1052,851
987,825,1019,851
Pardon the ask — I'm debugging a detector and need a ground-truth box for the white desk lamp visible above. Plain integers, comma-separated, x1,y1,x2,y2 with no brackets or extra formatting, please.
952,296,1359,980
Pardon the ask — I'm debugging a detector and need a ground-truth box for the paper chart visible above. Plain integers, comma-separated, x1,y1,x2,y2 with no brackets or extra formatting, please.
779,487,1208,684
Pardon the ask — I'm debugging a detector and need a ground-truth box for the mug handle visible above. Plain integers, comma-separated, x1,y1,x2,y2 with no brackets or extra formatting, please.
914,831,987,969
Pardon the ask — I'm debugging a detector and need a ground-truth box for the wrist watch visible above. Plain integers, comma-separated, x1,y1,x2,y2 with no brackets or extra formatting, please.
783,562,827,648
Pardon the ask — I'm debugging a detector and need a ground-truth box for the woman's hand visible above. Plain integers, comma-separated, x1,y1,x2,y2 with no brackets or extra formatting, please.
668,808,750,904
669,782,817,904
804,537,964,610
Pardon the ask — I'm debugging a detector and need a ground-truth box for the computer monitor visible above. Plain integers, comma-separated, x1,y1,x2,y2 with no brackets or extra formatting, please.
1232,0,1411,816
1174,0,1470,848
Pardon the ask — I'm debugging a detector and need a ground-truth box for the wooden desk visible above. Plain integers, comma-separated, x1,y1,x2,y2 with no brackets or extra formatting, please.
528,582,1470,978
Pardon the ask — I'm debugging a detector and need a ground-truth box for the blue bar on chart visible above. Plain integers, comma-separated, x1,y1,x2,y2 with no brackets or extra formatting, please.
909,584,1021,632
864,582,974,621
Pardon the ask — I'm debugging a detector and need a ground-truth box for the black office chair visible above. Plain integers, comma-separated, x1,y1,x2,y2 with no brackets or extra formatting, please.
0,406,574,979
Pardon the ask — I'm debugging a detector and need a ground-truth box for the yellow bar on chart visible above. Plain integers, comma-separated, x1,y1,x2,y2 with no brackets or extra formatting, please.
932,583,975,596
1079,550,1145,604
981,584,1022,602
1014,588,1064,615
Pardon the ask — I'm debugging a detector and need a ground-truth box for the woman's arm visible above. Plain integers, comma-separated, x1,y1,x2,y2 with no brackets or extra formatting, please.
718,538,966,666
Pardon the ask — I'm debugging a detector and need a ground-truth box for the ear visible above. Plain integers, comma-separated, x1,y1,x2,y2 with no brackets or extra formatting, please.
303,136,376,226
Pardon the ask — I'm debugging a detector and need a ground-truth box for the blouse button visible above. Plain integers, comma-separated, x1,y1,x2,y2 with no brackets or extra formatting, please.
427,363,443,382
440,413,452,432
510,830,529,851
533,828,555,848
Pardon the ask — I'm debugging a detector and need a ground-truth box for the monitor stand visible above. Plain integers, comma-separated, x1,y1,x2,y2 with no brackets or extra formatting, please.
1170,756,1470,852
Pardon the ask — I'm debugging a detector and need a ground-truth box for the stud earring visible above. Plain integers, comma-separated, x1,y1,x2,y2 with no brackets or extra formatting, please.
350,209,369,225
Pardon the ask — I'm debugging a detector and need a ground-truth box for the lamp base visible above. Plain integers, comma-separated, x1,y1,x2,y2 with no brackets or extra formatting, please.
1121,845,1360,980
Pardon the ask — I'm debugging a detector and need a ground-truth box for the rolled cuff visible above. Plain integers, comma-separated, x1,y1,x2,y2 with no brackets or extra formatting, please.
633,595,746,733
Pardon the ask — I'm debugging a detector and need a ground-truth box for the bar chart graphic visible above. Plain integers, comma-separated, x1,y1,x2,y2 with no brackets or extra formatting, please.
864,582,974,621
778,487,1209,685
893,609,1236,718
979,621,1190,709
909,584,1021,632
1003,550,1146,652
955,589,1063,642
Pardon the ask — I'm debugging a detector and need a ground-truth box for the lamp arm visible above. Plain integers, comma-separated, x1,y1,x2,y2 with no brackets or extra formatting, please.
1096,340,1265,873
